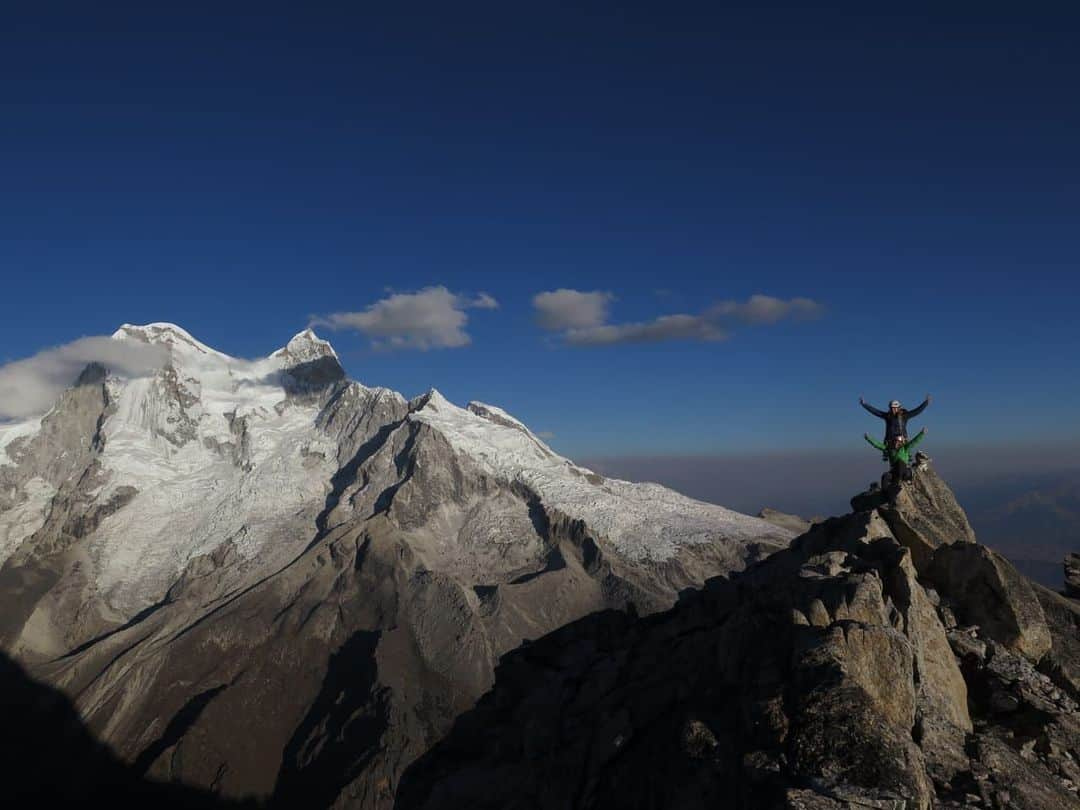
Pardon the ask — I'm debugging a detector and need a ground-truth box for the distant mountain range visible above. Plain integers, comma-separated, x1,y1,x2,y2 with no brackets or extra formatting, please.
957,471,1080,587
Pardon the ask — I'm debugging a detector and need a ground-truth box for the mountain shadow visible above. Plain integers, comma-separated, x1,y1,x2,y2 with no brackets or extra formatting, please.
0,650,257,808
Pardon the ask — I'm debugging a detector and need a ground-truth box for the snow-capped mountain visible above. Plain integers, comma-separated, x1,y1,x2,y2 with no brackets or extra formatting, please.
0,323,792,806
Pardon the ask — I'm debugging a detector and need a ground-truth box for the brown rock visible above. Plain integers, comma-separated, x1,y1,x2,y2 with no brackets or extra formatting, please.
884,549,972,784
927,544,1052,661
878,463,976,573
1032,582,1080,697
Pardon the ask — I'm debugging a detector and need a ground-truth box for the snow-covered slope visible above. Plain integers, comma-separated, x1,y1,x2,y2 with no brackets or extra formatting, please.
416,392,776,562
1,323,787,606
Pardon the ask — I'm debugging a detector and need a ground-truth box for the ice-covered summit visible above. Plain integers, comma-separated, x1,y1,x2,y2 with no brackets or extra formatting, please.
112,322,230,360
270,328,339,364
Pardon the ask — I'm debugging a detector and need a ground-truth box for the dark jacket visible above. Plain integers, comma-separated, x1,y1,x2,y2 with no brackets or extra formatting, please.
861,398,929,442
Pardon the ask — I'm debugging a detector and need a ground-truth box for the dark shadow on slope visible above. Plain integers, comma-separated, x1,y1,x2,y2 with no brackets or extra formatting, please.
501,489,568,585
133,683,231,775
508,546,567,585
0,650,255,808
272,630,389,809
311,418,408,545
253,357,345,394
371,421,421,516
59,594,171,660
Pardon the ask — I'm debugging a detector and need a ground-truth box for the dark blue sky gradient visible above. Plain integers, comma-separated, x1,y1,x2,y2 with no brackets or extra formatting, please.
2,3,1078,455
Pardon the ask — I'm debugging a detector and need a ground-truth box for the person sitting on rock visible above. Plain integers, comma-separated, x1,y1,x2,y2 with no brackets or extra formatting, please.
865,429,927,492
860,395,930,444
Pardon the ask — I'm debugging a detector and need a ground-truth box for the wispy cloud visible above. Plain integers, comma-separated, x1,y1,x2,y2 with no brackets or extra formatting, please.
565,314,727,346
708,294,823,325
533,291,823,347
0,336,168,420
532,289,614,331
313,286,500,351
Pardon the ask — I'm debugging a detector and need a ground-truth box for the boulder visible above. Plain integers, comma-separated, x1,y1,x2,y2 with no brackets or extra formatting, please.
1032,582,1080,697
927,544,1052,662
878,463,976,573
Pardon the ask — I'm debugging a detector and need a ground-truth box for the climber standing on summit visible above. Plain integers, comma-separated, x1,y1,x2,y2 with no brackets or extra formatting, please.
860,395,931,444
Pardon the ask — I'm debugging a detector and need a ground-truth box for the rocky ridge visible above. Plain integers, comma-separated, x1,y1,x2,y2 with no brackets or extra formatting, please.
397,465,1080,810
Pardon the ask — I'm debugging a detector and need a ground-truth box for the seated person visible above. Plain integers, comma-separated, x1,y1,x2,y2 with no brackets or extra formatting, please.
864,428,927,492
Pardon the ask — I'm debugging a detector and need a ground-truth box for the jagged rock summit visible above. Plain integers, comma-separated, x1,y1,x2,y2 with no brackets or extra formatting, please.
398,465,1080,810
0,323,792,806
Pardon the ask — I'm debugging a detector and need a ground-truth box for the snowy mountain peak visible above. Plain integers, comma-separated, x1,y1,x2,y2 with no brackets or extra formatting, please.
270,328,339,364
111,322,230,360
421,388,452,410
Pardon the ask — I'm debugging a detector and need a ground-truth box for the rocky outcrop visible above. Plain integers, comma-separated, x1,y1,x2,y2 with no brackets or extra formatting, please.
859,463,977,572
928,543,1052,661
945,627,1080,809
1066,553,1080,599
397,471,1080,810
1033,582,1080,696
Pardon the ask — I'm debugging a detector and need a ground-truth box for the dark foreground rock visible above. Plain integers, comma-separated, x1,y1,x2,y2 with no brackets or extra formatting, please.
397,465,1080,810
1066,553,1080,599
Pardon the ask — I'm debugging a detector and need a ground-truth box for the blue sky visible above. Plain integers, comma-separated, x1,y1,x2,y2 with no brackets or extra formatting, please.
2,2,1078,457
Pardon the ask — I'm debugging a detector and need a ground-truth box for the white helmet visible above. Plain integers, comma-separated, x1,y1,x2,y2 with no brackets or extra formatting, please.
889,400,901,409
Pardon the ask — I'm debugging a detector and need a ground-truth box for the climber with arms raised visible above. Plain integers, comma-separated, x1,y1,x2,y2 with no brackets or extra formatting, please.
860,395,931,443
865,429,928,499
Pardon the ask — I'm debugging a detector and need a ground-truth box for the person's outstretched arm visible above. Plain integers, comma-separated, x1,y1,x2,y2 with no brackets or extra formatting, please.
906,428,927,449
864,433,886,450
860,398,887,418
906,395,931,419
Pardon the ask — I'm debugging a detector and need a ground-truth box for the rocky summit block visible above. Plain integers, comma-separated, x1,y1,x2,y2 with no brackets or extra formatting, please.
852,462,977,574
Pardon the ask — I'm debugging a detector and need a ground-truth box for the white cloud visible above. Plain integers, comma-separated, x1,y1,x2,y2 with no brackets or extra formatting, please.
0,336,168,420
532,289,614,331
534,290,822,347
314,286,500,351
